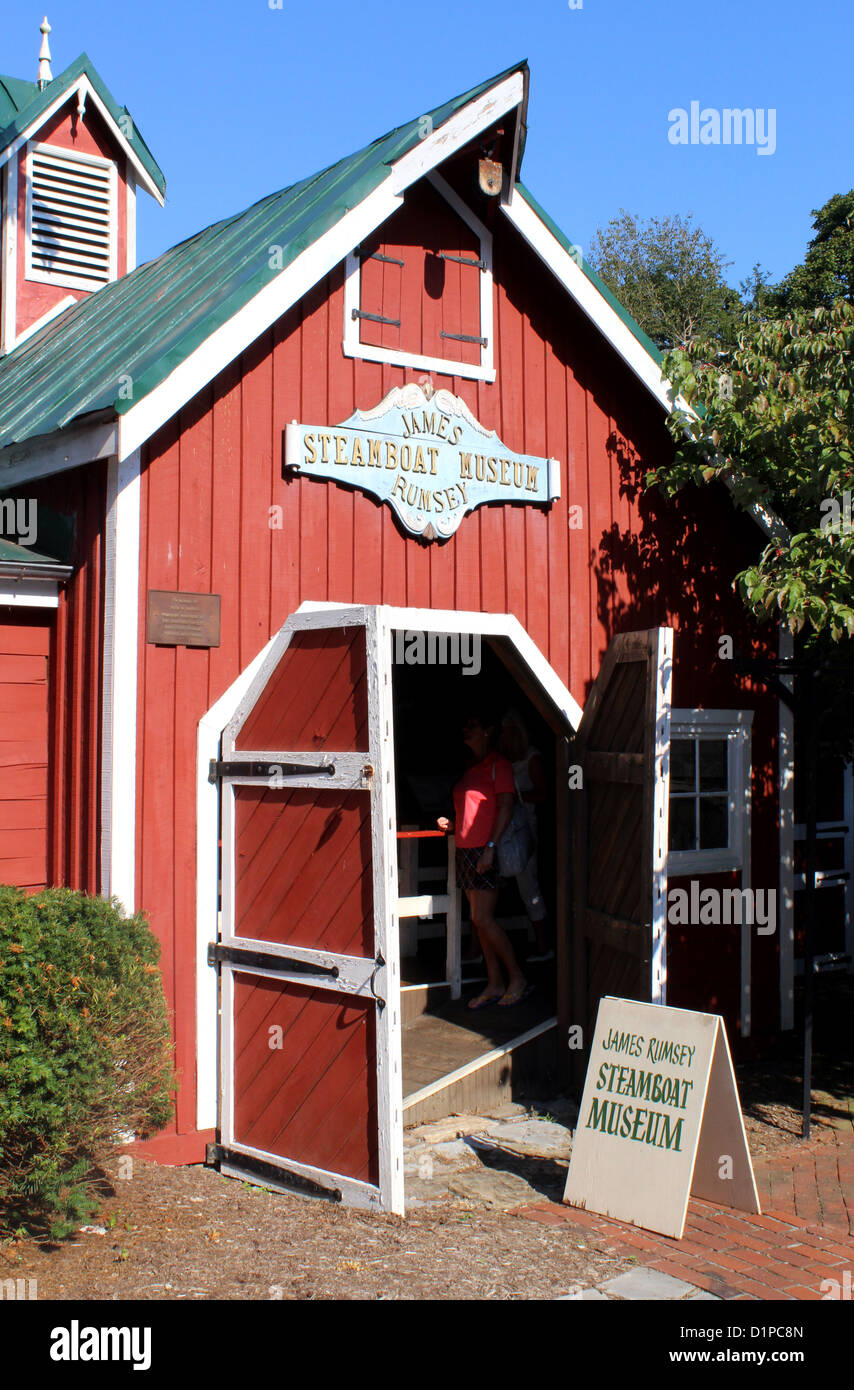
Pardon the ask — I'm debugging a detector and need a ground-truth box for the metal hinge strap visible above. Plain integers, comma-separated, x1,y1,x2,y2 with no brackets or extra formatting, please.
438,251,486,270
351,308,400,327
440,330,488,346
206,1145,342,1203
360,250,404,267
208,942,340,978
208,759,335,784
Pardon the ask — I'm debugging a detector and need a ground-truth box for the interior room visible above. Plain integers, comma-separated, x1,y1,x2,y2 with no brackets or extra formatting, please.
390,629,564,1124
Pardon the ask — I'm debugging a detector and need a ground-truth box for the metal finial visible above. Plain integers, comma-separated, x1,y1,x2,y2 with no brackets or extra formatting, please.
38,16,52,90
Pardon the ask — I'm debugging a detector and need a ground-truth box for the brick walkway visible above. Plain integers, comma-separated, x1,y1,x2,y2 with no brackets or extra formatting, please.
516,1130,854,1300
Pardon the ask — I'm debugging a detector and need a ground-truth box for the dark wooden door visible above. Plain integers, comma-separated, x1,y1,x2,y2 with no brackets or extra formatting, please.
215,608,403,1213
572,628,673,1042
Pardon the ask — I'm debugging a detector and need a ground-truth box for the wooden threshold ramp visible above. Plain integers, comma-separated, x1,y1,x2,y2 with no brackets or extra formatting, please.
402,1010,558,1126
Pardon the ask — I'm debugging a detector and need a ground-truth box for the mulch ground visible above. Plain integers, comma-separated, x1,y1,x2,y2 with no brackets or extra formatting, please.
1,1158,634,1301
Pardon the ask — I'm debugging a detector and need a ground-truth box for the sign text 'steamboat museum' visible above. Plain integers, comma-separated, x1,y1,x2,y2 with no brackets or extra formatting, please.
1,32,849,1212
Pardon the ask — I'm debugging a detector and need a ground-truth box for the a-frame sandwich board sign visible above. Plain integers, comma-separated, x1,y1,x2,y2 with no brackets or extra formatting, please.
563,997,760,1239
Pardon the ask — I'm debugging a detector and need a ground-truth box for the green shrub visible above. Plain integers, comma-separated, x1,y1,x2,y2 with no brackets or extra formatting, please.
0,887,175,1237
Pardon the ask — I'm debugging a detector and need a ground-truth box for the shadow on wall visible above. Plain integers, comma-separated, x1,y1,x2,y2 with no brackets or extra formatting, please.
589,435,780,1044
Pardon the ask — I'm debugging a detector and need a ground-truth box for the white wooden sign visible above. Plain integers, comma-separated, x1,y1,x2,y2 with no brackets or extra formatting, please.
563,997,760,1239
284,382,559,541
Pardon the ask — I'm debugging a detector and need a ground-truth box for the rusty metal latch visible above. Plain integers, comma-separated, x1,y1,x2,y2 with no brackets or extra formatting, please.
360,762,374,789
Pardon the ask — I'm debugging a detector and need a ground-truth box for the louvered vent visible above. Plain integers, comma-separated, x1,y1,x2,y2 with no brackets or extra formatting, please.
28,146,115,289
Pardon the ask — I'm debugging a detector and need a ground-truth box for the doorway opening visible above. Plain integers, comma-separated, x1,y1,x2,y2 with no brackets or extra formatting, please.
389,628,568,1125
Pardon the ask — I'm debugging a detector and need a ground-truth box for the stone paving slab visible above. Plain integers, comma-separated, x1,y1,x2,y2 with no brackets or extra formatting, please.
598,1267,697,1300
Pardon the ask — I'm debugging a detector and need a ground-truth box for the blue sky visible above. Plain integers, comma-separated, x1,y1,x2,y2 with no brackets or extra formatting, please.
5,0,852,290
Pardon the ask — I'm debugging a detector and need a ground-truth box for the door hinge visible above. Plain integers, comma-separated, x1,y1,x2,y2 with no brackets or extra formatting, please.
207,1144,342,1203
440,330,488,346
209,759,336,784
438,251,486,271
351,308,401,327
207,942,340,978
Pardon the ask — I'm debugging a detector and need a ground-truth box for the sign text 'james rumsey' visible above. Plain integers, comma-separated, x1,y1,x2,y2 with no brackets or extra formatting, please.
284,383,560,540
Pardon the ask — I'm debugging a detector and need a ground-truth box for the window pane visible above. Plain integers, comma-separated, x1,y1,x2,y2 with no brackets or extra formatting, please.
699,739,728,792
671,740,695,793
699,797,729,849
669,797,696,851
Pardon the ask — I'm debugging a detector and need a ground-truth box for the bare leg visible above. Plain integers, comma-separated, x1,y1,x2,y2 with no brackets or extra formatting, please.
467,889,526,997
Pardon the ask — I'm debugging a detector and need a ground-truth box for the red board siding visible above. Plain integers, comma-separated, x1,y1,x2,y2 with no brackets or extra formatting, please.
236,627,369,752
234,788,374,955
232,974,379,1184
135,173,782,1132
0,613,50,889
7,464,107,895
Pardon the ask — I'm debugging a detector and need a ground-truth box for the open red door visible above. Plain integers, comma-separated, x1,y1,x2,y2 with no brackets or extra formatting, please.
212,607,403,1212
572,627,673,1042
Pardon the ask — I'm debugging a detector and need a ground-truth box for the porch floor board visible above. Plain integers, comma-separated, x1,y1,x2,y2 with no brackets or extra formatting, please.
402,991,553,1099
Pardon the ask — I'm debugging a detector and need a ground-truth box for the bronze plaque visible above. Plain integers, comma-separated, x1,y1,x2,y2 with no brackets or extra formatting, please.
147,590,221,648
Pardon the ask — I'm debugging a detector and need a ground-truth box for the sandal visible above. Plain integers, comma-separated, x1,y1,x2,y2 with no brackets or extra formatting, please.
467,989,504,1011
498,982,535,1008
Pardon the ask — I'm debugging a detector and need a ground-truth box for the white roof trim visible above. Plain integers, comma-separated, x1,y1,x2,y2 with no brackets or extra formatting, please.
389,73,524,195
115,74,527,463
0,73,164,205
380,604,582,729
503,187,677,414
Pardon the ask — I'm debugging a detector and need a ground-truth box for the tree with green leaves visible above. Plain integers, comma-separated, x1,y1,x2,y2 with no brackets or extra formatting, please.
774,191,854,312
650,300,854,642
588,209,739,351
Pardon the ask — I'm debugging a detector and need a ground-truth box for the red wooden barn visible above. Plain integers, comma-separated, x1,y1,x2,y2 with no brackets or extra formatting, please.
1,33,850,1213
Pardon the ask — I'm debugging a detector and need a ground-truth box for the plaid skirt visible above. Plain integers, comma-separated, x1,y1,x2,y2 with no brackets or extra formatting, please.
455,845,501,892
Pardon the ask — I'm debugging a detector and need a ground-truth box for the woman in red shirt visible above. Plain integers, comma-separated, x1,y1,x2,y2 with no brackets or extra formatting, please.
437,710,532,1010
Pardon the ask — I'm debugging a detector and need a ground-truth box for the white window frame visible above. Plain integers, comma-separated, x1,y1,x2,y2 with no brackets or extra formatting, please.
667,708,753,876
25,140,118,292
342,171,496,382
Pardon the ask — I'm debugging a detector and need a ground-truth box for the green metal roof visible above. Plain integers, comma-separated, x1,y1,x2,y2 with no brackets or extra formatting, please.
0,74,40,130
0,536,69,568
0,53,165,198
0,62,526,453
